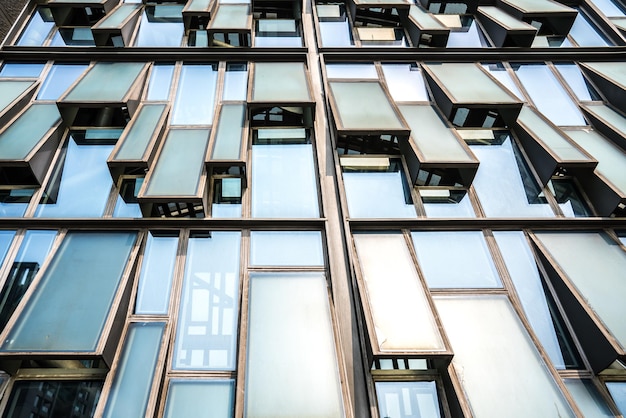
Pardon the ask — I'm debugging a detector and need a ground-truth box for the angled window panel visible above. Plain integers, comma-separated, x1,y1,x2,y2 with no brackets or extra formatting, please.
138,129,210,217
422,63,522,128
183,0,214,30
403,5,450,47
0,80,39,129
0,231,138,367
495,0,577,35
38,0,117,26
206,103,247,178
532,231,626,372
0,103,64,187
434,294,576,417
108,103,170,183
249,62,313,107
564,128,626,216
580,103,626,151
207,4,252,46
328,81,409,136
353,233,451,364
398,104,479,187
163,379,234,418
580,63,626,113
514,106,597,185
57,62,149,127
477,6,537,47
91,3,143,47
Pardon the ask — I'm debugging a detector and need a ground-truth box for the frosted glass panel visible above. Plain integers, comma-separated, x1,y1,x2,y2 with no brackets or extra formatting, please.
113,104,167,161
0,81,35,111
411,231,501,288
135,232,179,315
555,64,596,101
223,64,248,101
353,233,445,351
172,64,218,125
381,64,429,102
0,104,60,159
63,62,144,102
164,380,234,418
252,62,311,102
245,273,344,418
565,379,614,417
2,232,137,352
250,231,323,266
103,322,165,418
147,64,175,101
212,104,245,160
535,232,626,346
376,381,441,418
174,232,241,370
434,295,575,418
251,144,319,218
343,171,416,219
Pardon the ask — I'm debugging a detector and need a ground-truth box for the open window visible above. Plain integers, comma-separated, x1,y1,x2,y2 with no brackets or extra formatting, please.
91,3,143,46
253,0,303,47
495,0,577,43
477,5,537,47
579,63,626,113
207,4,252,47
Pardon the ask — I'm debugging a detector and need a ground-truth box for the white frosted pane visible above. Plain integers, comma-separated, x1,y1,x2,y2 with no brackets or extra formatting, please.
245,273,344,418
164,380,234,418
250,231,323,266
434,295,575,417
411,231,501,288
135,233,179,315
353,233,445,351
326,64,377,79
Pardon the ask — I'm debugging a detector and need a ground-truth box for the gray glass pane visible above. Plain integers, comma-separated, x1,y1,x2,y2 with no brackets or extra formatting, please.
250,231,324,266
245,273,344,417
434,295,575,417
381,64,429,102
0,104,60,160
135,232,178,315
329,81,405,131
172,65,218,125
164,380,234,418
411,231,501,288
1,231,137,352
223,64,248,101
16,9,55,46
251,144,319,218
174,232,241,371
606,382,626,414
36,139,113,218
113,104,167,161
470,138,556,217
535,232,626,346
0,81,36,112
135,9,184,46
0,63,45,78
565,129,626,194
211,104,245,160
564,379,614,417
37,64,88,100
513,64,586,126
376,381,441,418
343,170,416,219
103,322,165,418
63,62,144,102
252,62,311,103
147,64,175,101
144,129,209,197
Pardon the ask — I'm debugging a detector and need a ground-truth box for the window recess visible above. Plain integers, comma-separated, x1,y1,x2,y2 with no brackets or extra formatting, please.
532,231,626,374
563,128,626,217
34,0,117,27
495,0,577,37
107,102,170,184
137,128,210,218
183,0,214,31
513,106,597,186
0,103,64,187
345,0,411,47
418,0,477,14
421,63,523,129
253,0,303,47
207,4,252,47
579,63,626,114
403,5,450,47
398,104,479,188
0,231,140,371
91,3,143,46
56,62,149,129
476,6,538,47
0,80,39,130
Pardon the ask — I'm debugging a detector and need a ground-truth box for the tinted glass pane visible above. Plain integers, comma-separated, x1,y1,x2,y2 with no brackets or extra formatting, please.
565,379,614,417
376,381,441,418
38,64,89,100
147,64,175,101
250,231,324,266
606,382,626,414
172,65,218,125
164,380,234,418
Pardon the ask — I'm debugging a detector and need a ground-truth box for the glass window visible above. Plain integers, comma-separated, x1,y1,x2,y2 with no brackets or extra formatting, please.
568,12,611,46
135,5,184,47
0,103,61,160
481,63,524,99
50,27,96,47
135,232,179,315
381,64,429,102
353,233,446,352
212,178,242,218
0,230,57,332
252,62,311,103
173,232,241,371
0,63,45,78
555,63,600,101
223,63,248,101
326,63,377,79
2,380,103,418
102,322,165,418
376,381,441,418
245,273,344,417
446,17,490,47
1,231,137,352
342,158,417,219
434,295,575,417
564,379,615,417
146,64,175,101
172,64,218,125
251,131,319,218
411,231,502,288
250,231,324,266
62,62,145,103
470,135,555,217
37,64,89,101
35,136,114,218
16,8,55,46
164,379,235,418
606,382,626,414
420,189,476,218
319,19,352,47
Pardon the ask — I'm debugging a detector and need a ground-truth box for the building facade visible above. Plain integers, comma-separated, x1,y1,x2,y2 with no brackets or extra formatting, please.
0,0,625,417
